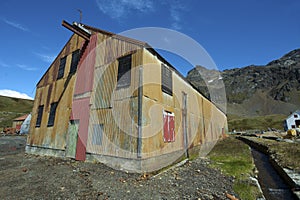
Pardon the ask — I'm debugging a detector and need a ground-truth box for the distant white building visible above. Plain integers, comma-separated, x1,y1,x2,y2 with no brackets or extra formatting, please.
284,110,300,131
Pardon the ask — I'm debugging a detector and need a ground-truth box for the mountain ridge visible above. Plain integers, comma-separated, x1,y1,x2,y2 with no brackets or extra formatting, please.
186,48,300,117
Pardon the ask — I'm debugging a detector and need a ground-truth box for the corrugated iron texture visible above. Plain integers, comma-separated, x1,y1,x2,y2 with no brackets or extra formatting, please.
86,34,143,159
141,49,227,159
71,34,98,160
74,34,97,95
70,97,90,160
28,34,85,150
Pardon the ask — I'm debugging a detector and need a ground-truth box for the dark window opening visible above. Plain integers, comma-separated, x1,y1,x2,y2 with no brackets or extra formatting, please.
47,102,58,127
57,56,67,79
161,64,173,96
294,114,298,118
117,54,132,88
36,105,44,127
70,49,80,74
163,111,175,142
292,125,296,128
92,124,104,145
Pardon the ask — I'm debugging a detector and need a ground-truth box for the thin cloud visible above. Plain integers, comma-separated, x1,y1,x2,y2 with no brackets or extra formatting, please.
0,60,9,68
170,3,186,30
96,0,154,19
35,53,56,63
0,89,33,100
17,64,38,71
2,18,29,32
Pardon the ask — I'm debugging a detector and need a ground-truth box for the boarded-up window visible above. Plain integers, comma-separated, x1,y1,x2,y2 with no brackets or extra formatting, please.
163,111,175,142
36,105,44,127
117,54,132,88
57,56,66,79
47,102,58,127
161,64,173,95
70,49,80,74
92,124,103,145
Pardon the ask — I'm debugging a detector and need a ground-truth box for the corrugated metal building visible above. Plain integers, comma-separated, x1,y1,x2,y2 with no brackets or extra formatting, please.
26,21,227,172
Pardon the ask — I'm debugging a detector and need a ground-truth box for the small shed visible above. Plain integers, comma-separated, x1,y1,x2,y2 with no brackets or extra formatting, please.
12,114,29,133
284,110,300,131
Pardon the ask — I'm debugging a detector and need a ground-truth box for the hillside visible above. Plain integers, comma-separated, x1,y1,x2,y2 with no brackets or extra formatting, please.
186,48,300,130
0,95,33,128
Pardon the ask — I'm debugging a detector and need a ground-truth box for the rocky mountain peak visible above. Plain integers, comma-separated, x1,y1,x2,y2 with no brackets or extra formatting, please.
186,48,300,116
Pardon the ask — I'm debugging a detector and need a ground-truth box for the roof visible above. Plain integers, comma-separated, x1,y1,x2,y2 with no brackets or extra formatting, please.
13,114,29,121
286,110,300,119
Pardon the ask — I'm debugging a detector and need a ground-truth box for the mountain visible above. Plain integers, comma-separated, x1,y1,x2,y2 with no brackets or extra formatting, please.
0,95,33,128
187,48,300,118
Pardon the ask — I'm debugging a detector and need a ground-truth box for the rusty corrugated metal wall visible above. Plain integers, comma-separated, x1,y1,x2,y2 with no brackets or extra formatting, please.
141,49,227,159
27,25,227,172
71,34,98,161
86,33,143,159
27,34,85,150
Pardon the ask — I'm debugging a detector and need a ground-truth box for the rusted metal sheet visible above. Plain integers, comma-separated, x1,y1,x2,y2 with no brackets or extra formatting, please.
141,48,227,160
70,97,90,161
86,34,143,159
70,34,98,160
74,34,97,95
28,34,85,150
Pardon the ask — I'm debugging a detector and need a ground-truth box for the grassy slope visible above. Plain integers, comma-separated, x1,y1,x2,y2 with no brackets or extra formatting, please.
0,95,33,128
228,114,287,131
208,137,262,200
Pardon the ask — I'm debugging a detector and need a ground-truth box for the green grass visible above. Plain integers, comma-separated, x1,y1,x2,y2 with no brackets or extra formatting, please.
208,137,262,200
228,114,287,131
0,95,33,128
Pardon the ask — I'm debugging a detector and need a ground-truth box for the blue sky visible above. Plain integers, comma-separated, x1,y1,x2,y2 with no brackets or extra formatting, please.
0,0,299,99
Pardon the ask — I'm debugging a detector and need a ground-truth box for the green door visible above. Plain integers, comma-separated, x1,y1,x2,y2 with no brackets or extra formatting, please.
66,120,79,158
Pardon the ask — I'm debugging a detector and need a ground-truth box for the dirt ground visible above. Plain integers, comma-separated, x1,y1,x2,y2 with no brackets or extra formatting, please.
0,136,237,200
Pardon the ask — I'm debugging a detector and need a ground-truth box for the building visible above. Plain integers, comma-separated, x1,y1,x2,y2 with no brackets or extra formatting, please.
12,114,29,133
284,110,300,131
26,21,227,172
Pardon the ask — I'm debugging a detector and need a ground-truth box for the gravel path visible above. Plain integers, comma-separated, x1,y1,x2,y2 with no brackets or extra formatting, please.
0,136,237,199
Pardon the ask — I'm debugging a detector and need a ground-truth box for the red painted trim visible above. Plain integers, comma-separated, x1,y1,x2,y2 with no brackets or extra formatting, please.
70,34,98,161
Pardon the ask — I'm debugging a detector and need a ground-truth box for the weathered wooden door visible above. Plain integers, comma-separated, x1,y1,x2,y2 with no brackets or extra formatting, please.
66,120,79,158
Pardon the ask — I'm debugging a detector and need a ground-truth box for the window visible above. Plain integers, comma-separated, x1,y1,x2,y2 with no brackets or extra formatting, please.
163,111,175,142
36,105,44,127
57,56,67,79
92,124,103,145
117,54,132,88
69,49,80,74
47,102,58,127
292,125,296,128
161,64,173,95
294,114,298,118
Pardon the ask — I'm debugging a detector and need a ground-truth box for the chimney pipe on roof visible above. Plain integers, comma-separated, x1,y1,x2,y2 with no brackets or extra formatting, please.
77,9,82,23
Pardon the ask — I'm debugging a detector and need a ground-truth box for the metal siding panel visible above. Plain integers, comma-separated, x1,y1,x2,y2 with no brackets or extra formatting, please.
74,34,97,95
71,97,90,161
